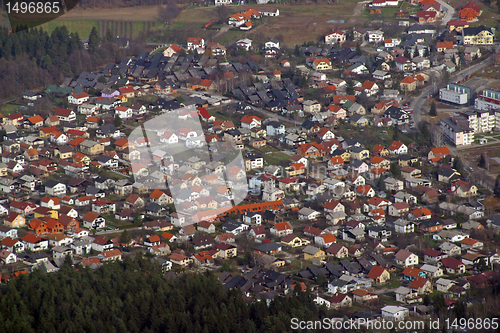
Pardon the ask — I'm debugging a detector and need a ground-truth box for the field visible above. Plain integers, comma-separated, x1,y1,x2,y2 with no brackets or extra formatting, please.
1,1,366,45
458,142,500,175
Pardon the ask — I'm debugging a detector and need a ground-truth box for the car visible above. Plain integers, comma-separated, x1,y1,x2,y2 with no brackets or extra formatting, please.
469,167,473,172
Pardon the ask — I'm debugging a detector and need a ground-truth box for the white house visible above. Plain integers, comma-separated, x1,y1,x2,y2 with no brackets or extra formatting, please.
395,249,419,267
68,92,90,105
115,106,133,119
381,305,409,321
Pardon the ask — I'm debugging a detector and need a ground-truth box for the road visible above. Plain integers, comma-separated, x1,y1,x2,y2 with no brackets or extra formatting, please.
435,0,455,26
251,105,303,126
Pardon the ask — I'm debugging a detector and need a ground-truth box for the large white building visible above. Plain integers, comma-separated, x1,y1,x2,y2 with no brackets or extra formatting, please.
439,84,470,105
460,110,495,134
476,89,500,111
440,117,475,146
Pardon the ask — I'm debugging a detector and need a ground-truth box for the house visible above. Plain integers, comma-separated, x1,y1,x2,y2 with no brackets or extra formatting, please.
438,257,466,274
367,265,390,284
417,10,437,23
462,26,494,45
270,222,293,237
0,250,17,265
68,92,90,105
352,289,378,303
389,203,411,217
326,243,348,258
315,234,336,248
394,56,415,72
311,58,332,71
325,30,346,44
114,106,133,119
388,141,408,155
54,108,77,122
435,278,455,292
400,76,417,92
21,234,49,252
395,249,419,267
298,207,320,221
409,208,433,221
4,212,26,227
329,293,352,309
381,306,409,321
302,245,325,260
424,249,447,264
82,212,106,229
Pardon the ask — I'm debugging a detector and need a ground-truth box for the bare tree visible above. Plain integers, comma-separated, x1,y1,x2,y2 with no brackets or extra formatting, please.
215,5,229,21
429,123,444,147
159,0,181,27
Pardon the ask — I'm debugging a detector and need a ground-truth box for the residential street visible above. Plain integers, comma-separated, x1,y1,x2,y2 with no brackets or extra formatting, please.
435,0,455,26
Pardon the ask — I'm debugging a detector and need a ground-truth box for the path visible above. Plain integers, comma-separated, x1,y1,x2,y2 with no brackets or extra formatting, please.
214,25,231,39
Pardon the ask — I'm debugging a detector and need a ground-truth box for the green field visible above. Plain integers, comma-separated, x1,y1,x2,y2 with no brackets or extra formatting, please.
36,19,157,39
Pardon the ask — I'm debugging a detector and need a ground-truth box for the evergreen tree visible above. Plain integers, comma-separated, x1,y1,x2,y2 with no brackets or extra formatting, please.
429,101,437,116
89,27,100,52
114,115,123,127
390,163,401,177
494,175,500,198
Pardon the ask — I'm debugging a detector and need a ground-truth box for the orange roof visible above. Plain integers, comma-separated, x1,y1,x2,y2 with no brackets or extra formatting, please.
28,115,44,124
86,116,99,123
388,140,404,150
162,232,176,240
401,76,416,84
273,222,292,231
40,126,58,134
69,137,86,146
370,156,386,164
437,42,453,49
410,277,429,289
330,156,344,165
356,185,372,194
372,144,386,153
150,189,165,199
321,234,336,243
431,146,450,156
367,265,387,279
461,238,479,245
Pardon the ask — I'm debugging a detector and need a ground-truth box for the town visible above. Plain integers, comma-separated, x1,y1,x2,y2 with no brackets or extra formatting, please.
0,0,500,328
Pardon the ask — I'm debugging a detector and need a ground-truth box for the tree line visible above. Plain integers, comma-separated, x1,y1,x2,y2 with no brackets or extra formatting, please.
0,26,143,100
0,256,324,333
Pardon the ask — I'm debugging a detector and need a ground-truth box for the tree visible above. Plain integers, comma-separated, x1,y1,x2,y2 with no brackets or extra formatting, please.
216,5,229,21
429,101,437,116
495,176,500,197
160,0,181,26
355,43,362,55
392,126,399,141
453,157,464,173
390,163,401,178
88,27,99,52
479,153,489,170
120,230,131,245
114,115,123,127
105,29,114,43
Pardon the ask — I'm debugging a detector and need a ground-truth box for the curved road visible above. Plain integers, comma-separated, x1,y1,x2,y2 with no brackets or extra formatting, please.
436,0,455,26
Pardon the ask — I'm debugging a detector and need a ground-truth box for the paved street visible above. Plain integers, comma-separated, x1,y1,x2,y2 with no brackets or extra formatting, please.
436,0,455,26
